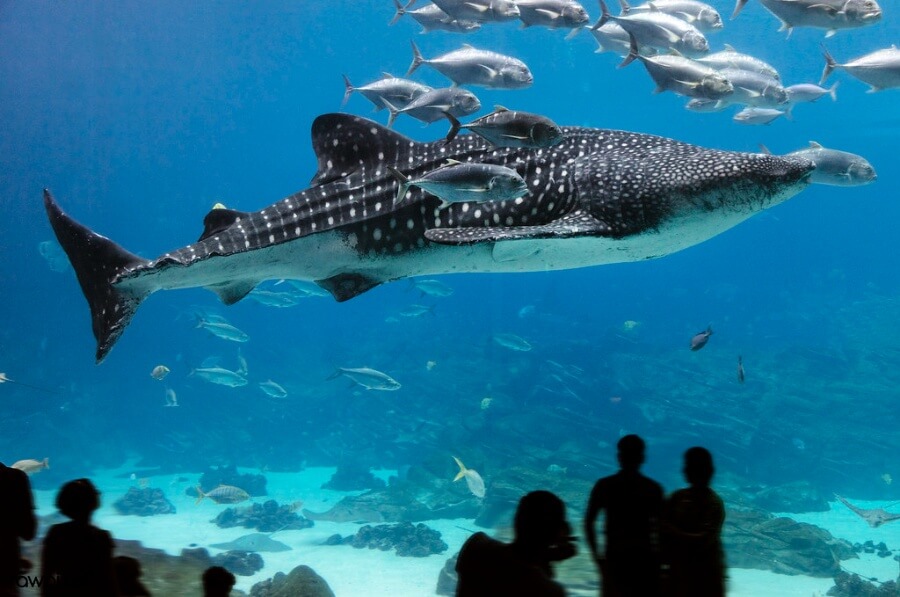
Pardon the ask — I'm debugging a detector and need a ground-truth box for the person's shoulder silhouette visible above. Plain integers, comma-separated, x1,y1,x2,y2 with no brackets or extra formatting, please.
41,478,117,597
202,565,236,596
456,490,575,597
0,461,37,595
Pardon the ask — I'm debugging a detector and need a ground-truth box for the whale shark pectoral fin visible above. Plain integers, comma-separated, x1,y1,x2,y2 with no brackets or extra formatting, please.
309,114,417,187
425,210,612,246
316,272,384,302
207,280,258,305
199,208,253,241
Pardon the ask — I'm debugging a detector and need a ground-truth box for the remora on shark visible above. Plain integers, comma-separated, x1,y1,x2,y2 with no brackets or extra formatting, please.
44,113,815,363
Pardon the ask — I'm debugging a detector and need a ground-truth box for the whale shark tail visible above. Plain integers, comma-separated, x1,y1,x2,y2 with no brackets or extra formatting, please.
43,190,151,364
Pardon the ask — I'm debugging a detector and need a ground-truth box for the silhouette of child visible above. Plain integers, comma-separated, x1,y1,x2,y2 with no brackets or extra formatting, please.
0,461,37,597
114,556,150,596
455,490,577,596
40,478,117,597
584,434,664,597
662,447,726,597
202,566,236,597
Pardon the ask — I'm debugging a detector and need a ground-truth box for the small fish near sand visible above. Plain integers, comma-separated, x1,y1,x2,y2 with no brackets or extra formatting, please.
452,456,486,498
493,333,532,352
690,326,713,351
195,484,251,505
12,458,50,475
328,367,402,391
150,365,170,380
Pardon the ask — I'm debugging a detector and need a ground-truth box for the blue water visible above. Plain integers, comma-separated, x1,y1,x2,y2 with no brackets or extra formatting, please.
1,0,898,587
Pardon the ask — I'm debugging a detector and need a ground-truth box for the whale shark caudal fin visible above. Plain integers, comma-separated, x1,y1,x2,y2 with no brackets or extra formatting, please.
43,190,151,363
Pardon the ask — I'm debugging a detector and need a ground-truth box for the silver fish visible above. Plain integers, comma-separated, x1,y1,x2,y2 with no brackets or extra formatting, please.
732,0,882,37
389,160,528,209
453,456,486,498
247,289,301,307
785,82,838,104
444,106,564,148
516,0,590,29
390,0,483,33
690,326,712,351
196,319,249,343
412,279,454,297
399,304,435,317
684,97,727,112
598,0,709,57
258,380,288,398
328,367,402,391
407,42,533,89
782,142,876,187
822,46,900,92
624,0,724,32
733,107,786,125
190,366,248,387
621,35,733,100
716,68,788,108
696,45,780,81
341,73,431,112
493,333,532,351
430,0,520,22
383,87,481,127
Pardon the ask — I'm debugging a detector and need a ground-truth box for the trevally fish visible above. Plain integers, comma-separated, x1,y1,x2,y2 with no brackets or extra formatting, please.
452,456,486,498
389,0,483,33
621,35,733,100
785,82,838,105
762,142,876,187
696,45,780,81
258,380,288,398
247,289,300,308
328,367,402,391
196,319,249,343
430,0,521,22
684,97,727,112
493,333,532,351
598,0,709,57
341,73,431,112
733,107,786,125
516,0,591,30
384,87,481,127
43,113,816,363
444,106,564,148
732,0,881,37
398,304,435,317
715,68,787,108
407,42,534,89
821,46,900,93
623,0,724,33
190,366,248,387
389,160,528,209
411,279,454,297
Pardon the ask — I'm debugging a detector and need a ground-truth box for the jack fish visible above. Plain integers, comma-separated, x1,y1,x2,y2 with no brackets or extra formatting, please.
43,113,815,363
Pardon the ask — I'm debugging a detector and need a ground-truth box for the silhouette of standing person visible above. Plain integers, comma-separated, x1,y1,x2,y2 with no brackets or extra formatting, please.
583,434,664,597
455,490,577,596
41,478,117,597
113,556,150,596
0,461,37,597
662,447,726,597
202,566,236,597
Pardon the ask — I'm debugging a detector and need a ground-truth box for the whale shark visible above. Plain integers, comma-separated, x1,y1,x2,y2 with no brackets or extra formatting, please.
44,113,814,363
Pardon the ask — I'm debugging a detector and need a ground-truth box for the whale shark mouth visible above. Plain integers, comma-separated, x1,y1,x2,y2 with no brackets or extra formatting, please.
44,113,814,363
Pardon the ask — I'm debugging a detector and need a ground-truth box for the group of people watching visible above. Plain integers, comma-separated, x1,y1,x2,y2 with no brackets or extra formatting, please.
456,435,725,597
3,434,722,596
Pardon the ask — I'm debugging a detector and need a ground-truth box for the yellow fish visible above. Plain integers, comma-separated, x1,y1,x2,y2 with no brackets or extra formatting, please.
452,456,486,498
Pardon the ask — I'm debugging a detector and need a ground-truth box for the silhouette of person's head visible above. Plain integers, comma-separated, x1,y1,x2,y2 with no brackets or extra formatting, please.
56,478,100,523
513,490,575,562
202,565,235,596
683,446,715,487
114,555,149,596
617,434,646,472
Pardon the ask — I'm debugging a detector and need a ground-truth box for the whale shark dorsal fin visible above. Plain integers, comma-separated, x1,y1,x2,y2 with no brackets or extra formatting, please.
310,114,416,186
425,210,613,245
199,208,252,242
316,272,384,302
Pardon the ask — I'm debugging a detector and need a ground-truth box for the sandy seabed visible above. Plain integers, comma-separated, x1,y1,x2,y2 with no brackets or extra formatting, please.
24,466,900,596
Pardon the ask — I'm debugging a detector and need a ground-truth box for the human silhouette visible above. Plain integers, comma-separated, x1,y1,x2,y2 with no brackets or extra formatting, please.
0,461,37,597
40,478,118,597
202,566,236,597
583,434,664,597
113,556,150,596
455,490,577,596
662,447,726,597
